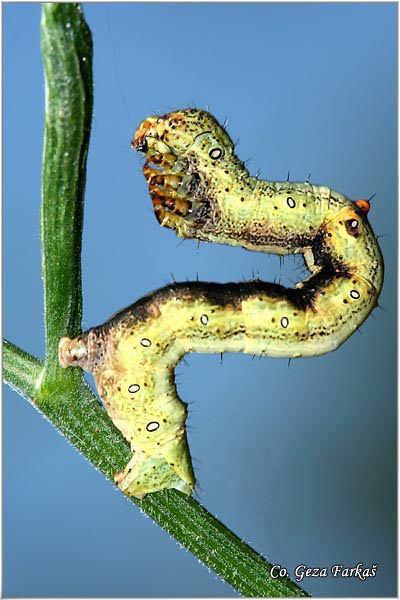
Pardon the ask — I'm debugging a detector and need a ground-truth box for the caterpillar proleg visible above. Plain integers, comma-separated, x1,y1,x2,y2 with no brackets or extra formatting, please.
59,109,383,499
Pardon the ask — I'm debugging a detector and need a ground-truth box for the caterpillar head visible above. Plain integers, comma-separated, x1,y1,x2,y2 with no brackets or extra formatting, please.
132,109,245,235
133,109,233,159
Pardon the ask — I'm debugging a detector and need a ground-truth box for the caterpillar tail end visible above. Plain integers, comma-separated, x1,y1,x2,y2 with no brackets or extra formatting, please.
59,336,74,368
58,335,88,368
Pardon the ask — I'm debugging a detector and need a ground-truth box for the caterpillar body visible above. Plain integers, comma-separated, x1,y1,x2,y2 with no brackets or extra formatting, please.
59,109,384,499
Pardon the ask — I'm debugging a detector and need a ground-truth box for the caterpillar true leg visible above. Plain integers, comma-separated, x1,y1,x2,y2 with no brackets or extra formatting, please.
60,110,383,498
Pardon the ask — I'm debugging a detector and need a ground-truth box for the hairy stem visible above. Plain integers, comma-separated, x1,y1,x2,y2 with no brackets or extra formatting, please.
3,340,43,400
40,3,93,384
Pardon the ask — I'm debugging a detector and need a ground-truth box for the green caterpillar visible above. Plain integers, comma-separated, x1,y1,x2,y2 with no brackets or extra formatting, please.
59,109,384,499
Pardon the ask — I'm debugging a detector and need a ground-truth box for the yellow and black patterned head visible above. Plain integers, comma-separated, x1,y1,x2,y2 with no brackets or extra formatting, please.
132,109,233,158
132,109,253,241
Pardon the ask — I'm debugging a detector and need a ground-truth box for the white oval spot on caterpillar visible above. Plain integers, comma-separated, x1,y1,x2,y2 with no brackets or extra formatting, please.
287,197,296,208
141,338,152,347
350,289,360,299
128,384,140,394
146,421,160,432
200,314,209,325
209,147,223,160
281,317,289,328
350,219,359,229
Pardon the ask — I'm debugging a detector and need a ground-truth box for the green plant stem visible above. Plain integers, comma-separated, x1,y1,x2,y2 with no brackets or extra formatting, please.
40,2,93,383
3,340,43,399
3,4,308,597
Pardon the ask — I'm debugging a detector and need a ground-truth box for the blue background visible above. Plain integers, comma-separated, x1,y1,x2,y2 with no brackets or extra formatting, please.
3,3,397,597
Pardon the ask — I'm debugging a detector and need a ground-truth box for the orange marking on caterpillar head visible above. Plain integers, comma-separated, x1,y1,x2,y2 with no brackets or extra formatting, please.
355,199,370,214
132,118,157,150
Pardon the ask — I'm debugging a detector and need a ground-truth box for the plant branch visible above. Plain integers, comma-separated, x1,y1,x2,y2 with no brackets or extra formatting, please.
40,3,93,383
3,340,43,399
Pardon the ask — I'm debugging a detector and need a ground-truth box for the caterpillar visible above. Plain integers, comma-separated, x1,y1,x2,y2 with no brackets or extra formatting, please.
59,109,384,499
